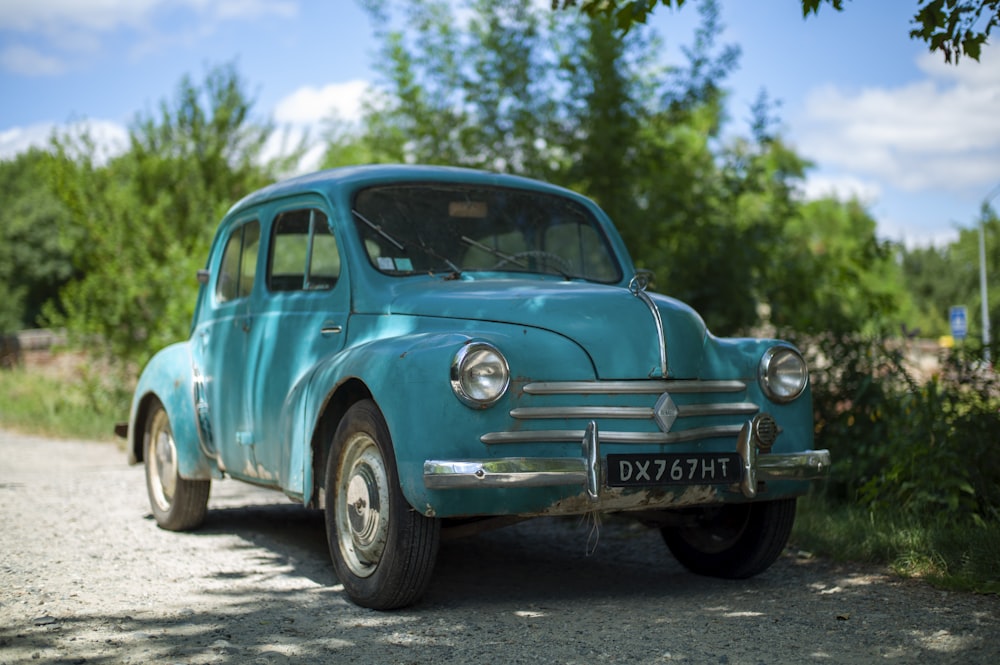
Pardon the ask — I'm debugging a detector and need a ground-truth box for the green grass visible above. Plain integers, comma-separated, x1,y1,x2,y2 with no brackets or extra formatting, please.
0,367,125,443
793,492,1000,595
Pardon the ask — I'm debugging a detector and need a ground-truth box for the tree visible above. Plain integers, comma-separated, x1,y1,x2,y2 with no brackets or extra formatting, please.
554,0,1000,63
768,198,910,335
0,150,78,332
344,0,917,337
47,63,294,372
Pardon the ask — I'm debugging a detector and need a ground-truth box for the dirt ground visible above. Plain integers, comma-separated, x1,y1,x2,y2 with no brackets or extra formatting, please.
1,428,998,664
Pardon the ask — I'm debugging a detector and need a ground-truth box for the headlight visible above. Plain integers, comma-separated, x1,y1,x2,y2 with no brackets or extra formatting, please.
758,346,808,403
450,342,510,408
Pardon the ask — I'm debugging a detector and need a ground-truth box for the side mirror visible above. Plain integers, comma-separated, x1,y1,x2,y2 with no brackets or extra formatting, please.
196,269,210,285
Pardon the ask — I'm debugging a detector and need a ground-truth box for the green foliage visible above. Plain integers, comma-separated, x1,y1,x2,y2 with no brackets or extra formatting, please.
44,63,294,372
910,0,999,62
559,0,1000,63
0,149,78,331
899,207,999,340
806,334,1000,525
552,0,687,32
771,199,908,335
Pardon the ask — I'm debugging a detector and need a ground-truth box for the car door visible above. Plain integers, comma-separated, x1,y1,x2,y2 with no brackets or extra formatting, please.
240,202,350,487
193,216,261,474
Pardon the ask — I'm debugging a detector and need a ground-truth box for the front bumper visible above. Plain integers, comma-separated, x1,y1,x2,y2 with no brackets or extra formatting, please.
424,418,830,501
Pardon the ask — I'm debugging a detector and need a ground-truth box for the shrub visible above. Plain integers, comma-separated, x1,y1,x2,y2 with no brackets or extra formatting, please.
800,333,999,525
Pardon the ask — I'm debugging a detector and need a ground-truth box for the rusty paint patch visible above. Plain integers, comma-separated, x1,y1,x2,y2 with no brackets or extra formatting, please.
241,460,276,481
537,484,721,516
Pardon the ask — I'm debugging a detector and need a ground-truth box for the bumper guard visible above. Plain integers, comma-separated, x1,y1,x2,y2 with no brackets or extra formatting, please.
423,419,830,501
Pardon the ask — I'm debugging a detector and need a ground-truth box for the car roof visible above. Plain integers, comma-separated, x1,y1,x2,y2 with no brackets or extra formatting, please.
225,164,581,217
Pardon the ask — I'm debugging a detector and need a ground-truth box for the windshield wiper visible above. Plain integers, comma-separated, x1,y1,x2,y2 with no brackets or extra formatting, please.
460,235,528,269
417,234,462,275
352,209,406,251
461,236,572,280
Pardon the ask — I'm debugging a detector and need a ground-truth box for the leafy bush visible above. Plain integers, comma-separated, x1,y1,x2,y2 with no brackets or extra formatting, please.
802,333,1000,525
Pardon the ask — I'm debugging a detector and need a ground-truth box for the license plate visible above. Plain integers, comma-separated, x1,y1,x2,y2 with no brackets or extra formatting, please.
606,453,741,487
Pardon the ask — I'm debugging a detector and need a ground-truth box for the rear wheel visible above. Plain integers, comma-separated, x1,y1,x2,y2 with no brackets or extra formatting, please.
324,400,440,610
144,399,210,531
661,498,796,579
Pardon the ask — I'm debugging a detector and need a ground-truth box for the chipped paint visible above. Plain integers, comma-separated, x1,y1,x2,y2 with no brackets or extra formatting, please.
536,484,720,516
241,459,276,481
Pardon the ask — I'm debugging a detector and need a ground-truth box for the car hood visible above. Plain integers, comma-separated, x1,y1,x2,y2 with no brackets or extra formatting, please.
381,278,709,379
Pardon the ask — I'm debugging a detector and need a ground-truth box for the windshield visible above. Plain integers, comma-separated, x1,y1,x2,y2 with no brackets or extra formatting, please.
351,183,622,282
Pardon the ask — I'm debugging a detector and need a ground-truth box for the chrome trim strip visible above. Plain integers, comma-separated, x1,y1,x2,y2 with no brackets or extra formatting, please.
511,406,652,419
757,450,831,480
423,458,587,489
635,289,668,377
522,380,746,395
509,402,759,420
422,449,832,491
481,424,744,445
678,402,760,417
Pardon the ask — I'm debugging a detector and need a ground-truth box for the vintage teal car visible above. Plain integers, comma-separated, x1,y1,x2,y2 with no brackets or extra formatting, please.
124,165,830,609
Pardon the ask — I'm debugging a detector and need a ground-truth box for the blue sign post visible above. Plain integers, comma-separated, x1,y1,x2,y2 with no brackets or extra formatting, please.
950,306,968,341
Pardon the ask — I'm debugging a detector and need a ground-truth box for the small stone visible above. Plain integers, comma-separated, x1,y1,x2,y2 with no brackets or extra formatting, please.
32,616,57,626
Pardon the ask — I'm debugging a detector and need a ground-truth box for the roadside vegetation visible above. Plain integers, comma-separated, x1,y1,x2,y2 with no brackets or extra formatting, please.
1,0,997,593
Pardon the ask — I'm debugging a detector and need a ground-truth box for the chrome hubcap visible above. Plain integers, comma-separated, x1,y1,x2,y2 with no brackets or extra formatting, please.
148,409,177,512
336,433,390,578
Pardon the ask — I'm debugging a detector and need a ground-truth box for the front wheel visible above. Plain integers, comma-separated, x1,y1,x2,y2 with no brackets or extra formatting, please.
144,399,210,531
324,400,440,610
660,498,796,579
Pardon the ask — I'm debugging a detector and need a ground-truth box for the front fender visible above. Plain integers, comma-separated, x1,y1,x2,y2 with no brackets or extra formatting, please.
289,331,478,505
127,342,218,480
296,324,597,511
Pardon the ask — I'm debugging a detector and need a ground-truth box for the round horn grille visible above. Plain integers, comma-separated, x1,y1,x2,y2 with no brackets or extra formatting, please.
752,414,780,450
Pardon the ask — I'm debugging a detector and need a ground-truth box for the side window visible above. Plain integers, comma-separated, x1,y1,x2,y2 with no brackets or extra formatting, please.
216,220,261,303
268,208,341,292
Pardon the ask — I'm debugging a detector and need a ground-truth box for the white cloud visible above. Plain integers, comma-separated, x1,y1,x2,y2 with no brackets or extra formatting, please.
0,44,66,76
800,173,882,205
0,119,127,162
0,0,298,74
0,0,295,32
273,80,370,126
794,44,1000,196
0,0,159,33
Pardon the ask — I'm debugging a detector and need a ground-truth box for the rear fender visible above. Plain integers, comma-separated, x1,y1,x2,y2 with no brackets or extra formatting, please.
127,342,218,480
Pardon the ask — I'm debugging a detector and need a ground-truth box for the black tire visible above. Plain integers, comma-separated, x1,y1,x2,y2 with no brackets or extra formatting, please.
324,400,440,610
143,399,210,531
661,498,796,579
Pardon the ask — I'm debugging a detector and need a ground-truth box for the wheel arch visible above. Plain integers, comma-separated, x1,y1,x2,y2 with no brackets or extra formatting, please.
306,377,373,509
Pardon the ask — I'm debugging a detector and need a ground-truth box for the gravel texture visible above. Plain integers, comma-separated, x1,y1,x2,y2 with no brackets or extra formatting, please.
1,429,998,664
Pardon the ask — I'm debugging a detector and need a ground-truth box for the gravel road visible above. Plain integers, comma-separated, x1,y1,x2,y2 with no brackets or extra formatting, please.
1,429,998,664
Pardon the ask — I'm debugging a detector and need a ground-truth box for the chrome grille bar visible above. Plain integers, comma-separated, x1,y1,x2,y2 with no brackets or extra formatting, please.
484,379,755,447
522,380,746,395
482,425,744,445
510,402,759,420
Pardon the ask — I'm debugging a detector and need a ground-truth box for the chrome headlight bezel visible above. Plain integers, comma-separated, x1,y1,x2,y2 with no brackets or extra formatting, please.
450,342,510,408
758,345,808,403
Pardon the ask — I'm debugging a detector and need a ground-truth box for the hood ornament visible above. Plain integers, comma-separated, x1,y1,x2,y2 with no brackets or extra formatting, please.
629,271,668,378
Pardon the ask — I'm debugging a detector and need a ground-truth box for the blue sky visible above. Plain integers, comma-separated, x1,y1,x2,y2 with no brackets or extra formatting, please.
1,0,998,247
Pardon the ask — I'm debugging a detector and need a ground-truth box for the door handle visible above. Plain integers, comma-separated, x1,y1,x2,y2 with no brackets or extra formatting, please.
321,322,343,335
